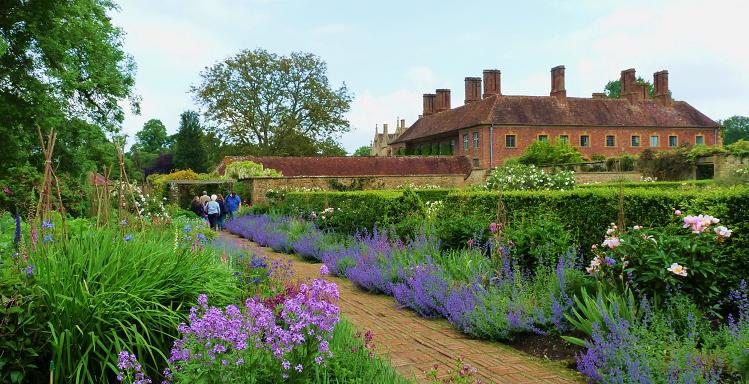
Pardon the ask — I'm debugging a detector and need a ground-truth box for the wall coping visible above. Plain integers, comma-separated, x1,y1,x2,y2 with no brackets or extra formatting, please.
243,174,467,181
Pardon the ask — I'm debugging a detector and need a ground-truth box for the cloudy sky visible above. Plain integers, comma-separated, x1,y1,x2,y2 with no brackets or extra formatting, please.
112,0,749,153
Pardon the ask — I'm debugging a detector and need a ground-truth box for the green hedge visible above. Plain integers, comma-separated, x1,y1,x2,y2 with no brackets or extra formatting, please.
578,180,714,190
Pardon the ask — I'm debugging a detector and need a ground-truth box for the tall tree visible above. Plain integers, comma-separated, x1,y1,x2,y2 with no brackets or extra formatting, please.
134,119,168,153
604,76,655,99
173,111,209,172
0,0,137,213
191,48,352,155
721,115,749,145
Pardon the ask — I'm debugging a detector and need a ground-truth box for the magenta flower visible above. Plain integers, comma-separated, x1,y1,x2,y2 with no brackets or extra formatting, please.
489,222,498,233
319,264,329,276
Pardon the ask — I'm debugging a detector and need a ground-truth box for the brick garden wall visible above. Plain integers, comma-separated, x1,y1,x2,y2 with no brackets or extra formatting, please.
574,172,643,184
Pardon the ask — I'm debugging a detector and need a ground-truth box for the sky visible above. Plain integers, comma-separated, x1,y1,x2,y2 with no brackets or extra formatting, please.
112,0,749,153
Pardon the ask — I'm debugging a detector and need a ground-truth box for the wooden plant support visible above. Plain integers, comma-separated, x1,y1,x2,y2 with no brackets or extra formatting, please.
35,127,68,240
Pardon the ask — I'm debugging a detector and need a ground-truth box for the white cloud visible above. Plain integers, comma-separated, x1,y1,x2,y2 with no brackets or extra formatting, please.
341,88,421,152
404,66,437,90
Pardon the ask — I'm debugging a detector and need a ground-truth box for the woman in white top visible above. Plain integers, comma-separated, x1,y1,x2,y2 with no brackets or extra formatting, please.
205,194,221,230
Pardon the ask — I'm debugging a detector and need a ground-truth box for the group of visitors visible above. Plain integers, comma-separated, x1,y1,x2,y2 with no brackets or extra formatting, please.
190,190,242,230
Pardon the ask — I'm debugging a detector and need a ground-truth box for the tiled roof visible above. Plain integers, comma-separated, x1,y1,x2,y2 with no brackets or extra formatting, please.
217,156,473,177
392,95,719,143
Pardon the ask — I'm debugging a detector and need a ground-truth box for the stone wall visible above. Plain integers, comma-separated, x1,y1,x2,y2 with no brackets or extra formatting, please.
574,172,643,184
244,175,470,204
704,155,749,179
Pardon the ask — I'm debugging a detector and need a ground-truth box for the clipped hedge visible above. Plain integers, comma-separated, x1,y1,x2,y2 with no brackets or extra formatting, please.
577,180,714,190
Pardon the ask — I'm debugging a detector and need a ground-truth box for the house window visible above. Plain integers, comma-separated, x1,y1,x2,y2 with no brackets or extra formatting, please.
695,135,705,145
631,135,641,147
559,135,569,144
463,134,469,150
606,135,616,147
650,135,659,147
669,135,678,147
505,134,517,148
473,132,479,149
580,135,590,147
472,158,480,168
538,134,548,142
450,139,456,154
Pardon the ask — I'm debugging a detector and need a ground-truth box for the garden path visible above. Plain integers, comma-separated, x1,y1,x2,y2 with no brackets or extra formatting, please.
221,233,583,384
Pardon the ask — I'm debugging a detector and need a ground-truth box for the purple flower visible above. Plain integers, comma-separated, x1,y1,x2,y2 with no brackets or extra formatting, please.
24,265,34,278
319,264,329,276
124,234,132,242
295,363,303,372
42,220,54,229
120,220,128,225
2,185,12,195
42,234,53,243
489,222,498,233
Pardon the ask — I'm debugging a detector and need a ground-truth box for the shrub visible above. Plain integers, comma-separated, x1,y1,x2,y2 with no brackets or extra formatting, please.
605,155,636,172
485,163,576,191
224,161,282,179
518,139,584,165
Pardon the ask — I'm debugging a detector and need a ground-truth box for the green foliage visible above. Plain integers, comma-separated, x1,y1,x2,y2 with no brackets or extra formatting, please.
173,111,210,173
30,224,239,382
0,0,137,212
352,146,371,156
721,116,749,145
134,119,169,153
486,163,576,191
637,147,693,180
605,155,636,171
726,140,749,158
224,161,282,180
563,287,639,346
503,213,575,272
192,48,352,155
518,139,584,165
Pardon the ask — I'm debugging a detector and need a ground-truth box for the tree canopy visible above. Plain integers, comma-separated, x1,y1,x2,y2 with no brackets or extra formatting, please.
0,0,137,214
352,146,372,156
721,115,749,145
173,111,209,173
191,48,352,155
134,119,169,153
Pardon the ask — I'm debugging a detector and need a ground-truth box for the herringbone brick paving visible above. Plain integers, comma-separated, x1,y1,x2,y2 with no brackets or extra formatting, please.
222,233,584,384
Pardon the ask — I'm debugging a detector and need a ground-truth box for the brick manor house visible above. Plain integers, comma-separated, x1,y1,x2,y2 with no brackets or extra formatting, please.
384,66,720,169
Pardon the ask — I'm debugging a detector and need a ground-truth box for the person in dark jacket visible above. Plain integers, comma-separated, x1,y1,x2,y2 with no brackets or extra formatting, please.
216,194,227,230
190,196,204,217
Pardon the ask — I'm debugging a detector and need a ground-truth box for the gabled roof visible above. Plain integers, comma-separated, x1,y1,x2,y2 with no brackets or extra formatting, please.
392,95,719,144
217,156,472,177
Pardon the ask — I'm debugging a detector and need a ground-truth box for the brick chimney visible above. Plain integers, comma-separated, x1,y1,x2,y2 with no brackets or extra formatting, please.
382,123,388,143
435,89,451,112
653,70,671,107
550,65,566,99
423,93,436,116
483,69,501,98
620,68,641,102
464,77,482,104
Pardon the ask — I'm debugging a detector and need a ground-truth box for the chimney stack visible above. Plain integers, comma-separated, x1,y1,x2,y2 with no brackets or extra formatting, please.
464,77,482,104
550,65,566,99
423,93,436,116
592,92,606,99
435,89,451,112
400,119,405,129
483,69,501,98
653,70,671,107
620,68,639,101
383,123,388,143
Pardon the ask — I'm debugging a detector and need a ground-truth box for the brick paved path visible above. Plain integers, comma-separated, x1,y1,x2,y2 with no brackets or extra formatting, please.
222,233,583,384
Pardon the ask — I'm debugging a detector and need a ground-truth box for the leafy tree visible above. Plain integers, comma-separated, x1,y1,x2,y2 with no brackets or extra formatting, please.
173,111,209,173
134,119,168,153
519,139,584,165
604,76,655,99
191,48,352,155
352,146,372,156
721,115,749,144
0,0,137,213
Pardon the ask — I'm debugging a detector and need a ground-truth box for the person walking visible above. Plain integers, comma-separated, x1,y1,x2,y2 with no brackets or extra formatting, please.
198,191,211,207
205,194,221,230
225,190,242,220
190,196,204,217
216,194,227,230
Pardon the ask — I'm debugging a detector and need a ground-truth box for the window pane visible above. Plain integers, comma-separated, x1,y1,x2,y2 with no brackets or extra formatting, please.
473,132,479,148
505,135,516,148
538,135,548,142
650,136,659,147
669,135,678,147
463,134,468,149
631,136,640,147
696,136,705,145
559,135,569,144
580,135,589,147
606,135,615,147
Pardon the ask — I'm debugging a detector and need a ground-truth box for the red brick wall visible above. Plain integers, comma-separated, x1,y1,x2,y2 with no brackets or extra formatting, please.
483,125,718,168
